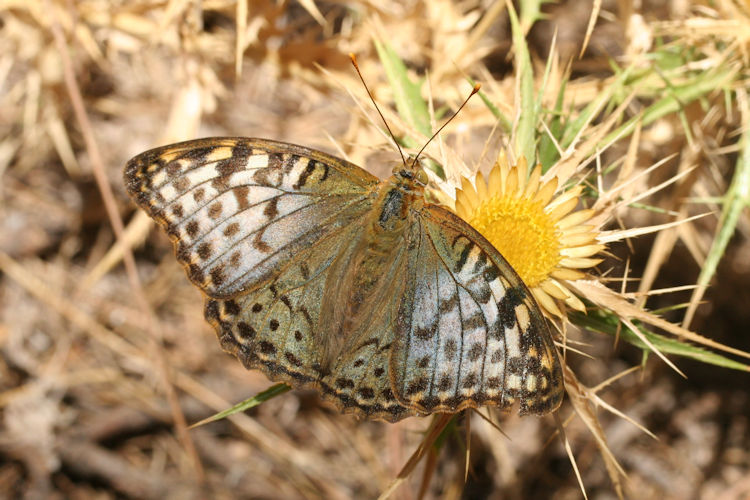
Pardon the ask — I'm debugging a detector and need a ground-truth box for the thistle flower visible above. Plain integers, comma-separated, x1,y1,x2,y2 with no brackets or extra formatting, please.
453,151,604,318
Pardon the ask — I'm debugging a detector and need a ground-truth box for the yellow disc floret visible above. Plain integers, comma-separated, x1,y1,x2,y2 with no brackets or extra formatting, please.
467,195,560,287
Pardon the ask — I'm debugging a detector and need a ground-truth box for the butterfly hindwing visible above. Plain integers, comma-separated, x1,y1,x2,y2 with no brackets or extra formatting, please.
390,204,563,416
204,215,412,422
124,137,380,299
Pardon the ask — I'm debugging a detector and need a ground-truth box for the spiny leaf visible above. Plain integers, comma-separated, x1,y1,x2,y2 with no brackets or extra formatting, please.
508,2,537,166
374,40,431,136
374,39,444,179
685,102,750,324
601,66,736,148
571,309,750,372
468,75,512,133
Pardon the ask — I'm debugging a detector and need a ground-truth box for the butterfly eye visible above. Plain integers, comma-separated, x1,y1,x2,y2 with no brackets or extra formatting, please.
416,169,428,185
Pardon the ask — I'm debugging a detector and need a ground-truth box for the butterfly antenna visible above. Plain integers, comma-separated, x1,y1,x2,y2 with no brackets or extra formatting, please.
349,53,407,166
412,83,481,166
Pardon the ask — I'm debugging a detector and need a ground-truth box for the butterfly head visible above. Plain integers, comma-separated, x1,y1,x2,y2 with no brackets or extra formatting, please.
394,157,429,186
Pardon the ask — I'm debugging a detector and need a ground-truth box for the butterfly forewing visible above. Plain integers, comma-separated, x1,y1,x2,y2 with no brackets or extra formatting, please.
391,205,563,416
124,138,379,299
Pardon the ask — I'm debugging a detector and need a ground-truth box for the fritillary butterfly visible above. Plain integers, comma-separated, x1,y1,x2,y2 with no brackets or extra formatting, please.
124,137,563,421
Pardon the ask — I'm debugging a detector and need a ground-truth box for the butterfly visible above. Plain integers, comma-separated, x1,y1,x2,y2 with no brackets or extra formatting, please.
124,137,563,422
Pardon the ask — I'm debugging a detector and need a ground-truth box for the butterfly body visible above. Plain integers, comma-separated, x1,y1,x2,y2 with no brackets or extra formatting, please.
125,137,563,421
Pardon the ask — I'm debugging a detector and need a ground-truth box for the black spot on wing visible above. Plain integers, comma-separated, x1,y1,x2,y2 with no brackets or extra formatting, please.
414,322,438,340
208,202,222,219
233,185,250,210
467,343,484,361
212,147,250,189
452,236,473,273
472,250,488,273
486,376,501,389
438,293,458,314
237,322,256,340
463,311,486,331
357,387,375,399
188,263,204,284
462,372,478,389
490,349,504,363
437,374,453,391
210,266,225,287
196,242,212,260
258,341,276,355
180,146,214,163
280,295,292,311
263,196,279,219
405,377,428,396
444,339,458,358
285,352,303,367
171,203,184,218
165,160,182,176
204,299,219,321
483,264,500,282
499,286,525,328
293,157,315,190
223,299,240,316
335,377,355,389
215,150,246,177
186,220,200,238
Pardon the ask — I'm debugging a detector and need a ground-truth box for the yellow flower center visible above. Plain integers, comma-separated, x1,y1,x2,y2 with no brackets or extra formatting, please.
467,194,560,287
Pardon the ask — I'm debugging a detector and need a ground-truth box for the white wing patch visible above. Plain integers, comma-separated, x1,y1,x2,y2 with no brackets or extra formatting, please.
125,138,379,299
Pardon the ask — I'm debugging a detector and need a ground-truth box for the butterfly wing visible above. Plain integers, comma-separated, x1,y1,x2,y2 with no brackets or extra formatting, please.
205,236,413,421
390,203,563,416
126,137,413,421
200,198,413,422
124,137,379,299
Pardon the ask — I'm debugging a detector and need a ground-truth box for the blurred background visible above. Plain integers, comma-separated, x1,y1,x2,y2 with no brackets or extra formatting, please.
1,1,749,498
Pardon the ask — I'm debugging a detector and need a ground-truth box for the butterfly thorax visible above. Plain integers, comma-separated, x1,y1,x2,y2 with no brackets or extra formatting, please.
372,168,424,232
316,170,425,370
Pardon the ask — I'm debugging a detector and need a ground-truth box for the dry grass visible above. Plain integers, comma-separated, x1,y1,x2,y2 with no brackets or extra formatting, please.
1,1,750,498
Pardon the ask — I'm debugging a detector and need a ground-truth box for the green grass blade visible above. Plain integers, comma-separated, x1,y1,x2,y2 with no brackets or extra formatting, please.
570,309,750,371
189,383,291,428
518,0,546,31
538,77,568,170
